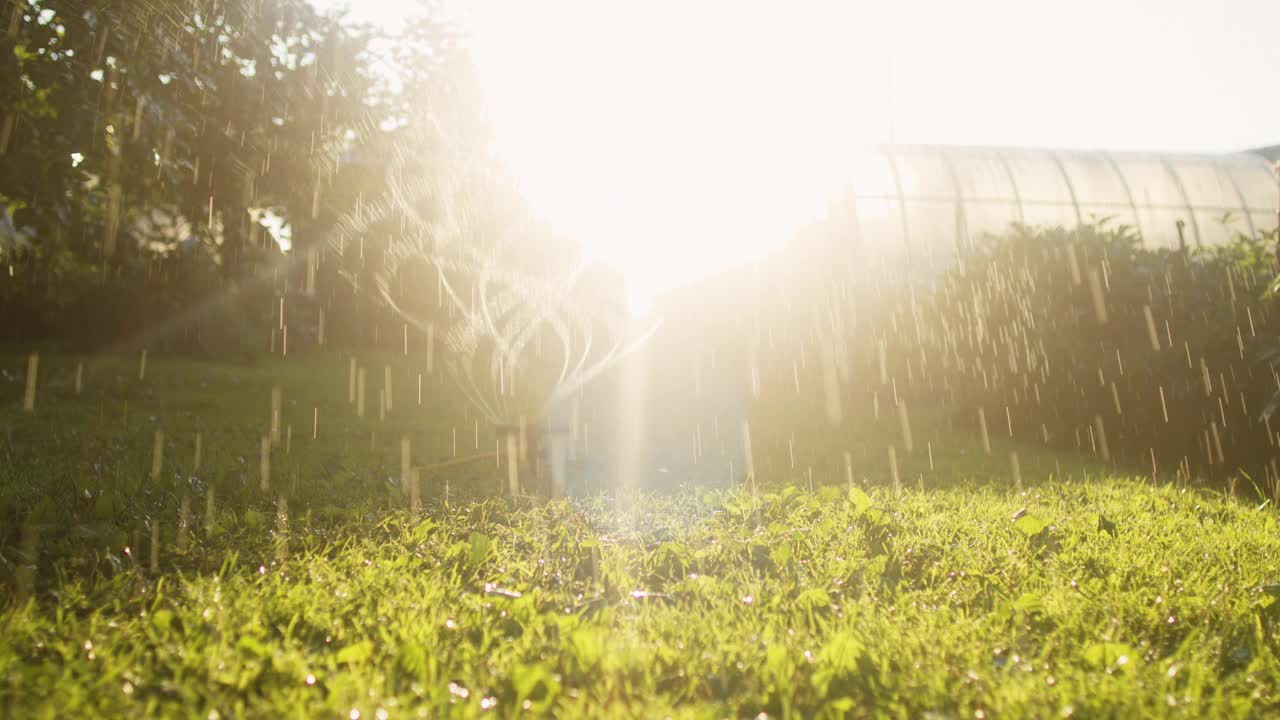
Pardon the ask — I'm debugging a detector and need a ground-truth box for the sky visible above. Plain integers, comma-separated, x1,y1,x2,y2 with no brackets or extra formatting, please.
317,0,1280,153
312,0,1280,308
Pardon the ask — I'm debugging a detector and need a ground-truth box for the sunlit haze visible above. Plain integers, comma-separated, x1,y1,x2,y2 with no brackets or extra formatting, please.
316,0,1280,310
9,2,1280,711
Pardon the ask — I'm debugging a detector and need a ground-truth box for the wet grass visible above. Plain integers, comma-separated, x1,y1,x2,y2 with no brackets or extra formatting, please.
2,352,1279,717
0,349,502,521
3,481,1279,717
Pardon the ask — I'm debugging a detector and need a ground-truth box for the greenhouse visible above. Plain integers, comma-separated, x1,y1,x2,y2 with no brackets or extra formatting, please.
835,145,1279,259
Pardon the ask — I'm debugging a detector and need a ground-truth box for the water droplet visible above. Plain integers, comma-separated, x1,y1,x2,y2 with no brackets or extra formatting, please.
483,584,521,599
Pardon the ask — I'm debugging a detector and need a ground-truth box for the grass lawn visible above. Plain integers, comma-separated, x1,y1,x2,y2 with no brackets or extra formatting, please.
2,352,1279,717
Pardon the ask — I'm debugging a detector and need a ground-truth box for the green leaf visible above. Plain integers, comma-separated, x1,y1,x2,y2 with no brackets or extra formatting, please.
467,532,492,570
151,609,174,632
1012,593,1043,615
862,554,888,584
764,643,790,682
848,487,873,516
1014,514,1048,537
820,632,864,672
828,698,856,712
796,587,832,611
1083,642,1137,669
769,543,793,568
570,626,606,669
1097,514,1117,537
512,663,559,703
244,510,265,529
336,640,374,665
399,644,428,677
236,636,271,658
818,486,843,503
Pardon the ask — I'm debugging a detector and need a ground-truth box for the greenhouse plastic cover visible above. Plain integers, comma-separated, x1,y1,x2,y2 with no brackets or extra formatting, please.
833,145,1279,261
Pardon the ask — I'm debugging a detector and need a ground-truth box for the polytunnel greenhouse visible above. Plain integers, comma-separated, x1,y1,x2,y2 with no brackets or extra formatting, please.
832,145,1279,259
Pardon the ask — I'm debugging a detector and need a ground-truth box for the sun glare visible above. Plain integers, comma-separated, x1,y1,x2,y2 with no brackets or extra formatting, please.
464,1,887,312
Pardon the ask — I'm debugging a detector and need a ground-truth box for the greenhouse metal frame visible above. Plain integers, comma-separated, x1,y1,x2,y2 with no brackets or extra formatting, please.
838,145,1279,257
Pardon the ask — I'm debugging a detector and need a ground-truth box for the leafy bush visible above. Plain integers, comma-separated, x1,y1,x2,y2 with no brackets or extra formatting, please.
919,219,1280,490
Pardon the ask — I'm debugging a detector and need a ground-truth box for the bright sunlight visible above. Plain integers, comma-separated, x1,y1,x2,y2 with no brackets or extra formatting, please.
465,1,879,312
7,0,1280,716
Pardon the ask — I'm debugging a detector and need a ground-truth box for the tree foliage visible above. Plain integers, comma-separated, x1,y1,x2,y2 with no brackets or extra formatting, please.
0,0,419,350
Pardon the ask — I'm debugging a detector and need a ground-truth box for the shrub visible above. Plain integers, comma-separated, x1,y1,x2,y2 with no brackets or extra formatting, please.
920,219,1280,490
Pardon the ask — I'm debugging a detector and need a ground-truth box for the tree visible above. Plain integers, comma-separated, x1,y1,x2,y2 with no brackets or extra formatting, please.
0,0,382,348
